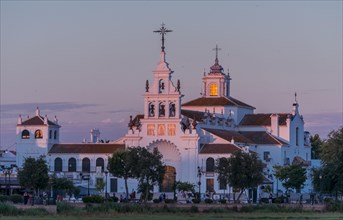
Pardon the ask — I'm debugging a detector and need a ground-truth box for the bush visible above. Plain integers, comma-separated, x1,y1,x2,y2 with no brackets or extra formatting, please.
153,199,160,203
24,207,49,216
0,201,22,216
57,201,84,215
192,198,200,204
189,205,199,213
219,199,226,204
82,195,104,203
204,198,213,204
10,194,23,204
164,199,175,204
0,195,9,202
325,200,343,212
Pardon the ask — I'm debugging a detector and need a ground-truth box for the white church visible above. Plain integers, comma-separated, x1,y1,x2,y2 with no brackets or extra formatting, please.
13,25,313,200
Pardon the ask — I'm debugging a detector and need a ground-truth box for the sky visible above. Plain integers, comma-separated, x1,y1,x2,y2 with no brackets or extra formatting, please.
1,1,342,150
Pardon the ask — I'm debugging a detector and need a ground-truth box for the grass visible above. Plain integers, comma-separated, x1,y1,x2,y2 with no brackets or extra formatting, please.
1,212,343,220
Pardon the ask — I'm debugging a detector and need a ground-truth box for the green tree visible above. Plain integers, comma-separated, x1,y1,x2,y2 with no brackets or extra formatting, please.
18,156,49,194
274,164,306,192
310,134,324,159
96,179,105,194
175,181,195,193
51,175,77,196
107,150,134,200
216,151,264,202
130,147,165,202
317,127,343,194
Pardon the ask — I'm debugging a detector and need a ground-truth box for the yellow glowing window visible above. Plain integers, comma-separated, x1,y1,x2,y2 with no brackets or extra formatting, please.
35,129,43,139
147,124,155,136
157,124,166,136
168,124,176,136
209,83,218,96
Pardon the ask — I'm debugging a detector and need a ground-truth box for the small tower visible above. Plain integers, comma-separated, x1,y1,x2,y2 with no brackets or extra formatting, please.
16,107,61,168
202,45,232,98
90,128,101,143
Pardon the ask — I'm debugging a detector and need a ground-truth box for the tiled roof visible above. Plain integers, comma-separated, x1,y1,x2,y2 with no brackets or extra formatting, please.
49,144,125,154
181,110,205,121
20,116,59,126
199,144,241,154
203,128,252,143
239,113,290,126
203,128,287,145
182,97,254,109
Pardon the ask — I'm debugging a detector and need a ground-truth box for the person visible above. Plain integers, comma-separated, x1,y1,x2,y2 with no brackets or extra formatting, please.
42,192,48,205
23,192,29,205
269,193,273,204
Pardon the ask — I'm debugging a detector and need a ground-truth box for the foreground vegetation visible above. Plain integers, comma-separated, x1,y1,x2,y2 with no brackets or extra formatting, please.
1,200,342,219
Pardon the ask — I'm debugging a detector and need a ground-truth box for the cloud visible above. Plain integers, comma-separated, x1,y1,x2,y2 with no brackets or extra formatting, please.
0,102,99,119
101,118,112,124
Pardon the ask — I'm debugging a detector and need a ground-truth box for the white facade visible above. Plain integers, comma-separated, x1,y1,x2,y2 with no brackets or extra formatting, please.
13,28,314,198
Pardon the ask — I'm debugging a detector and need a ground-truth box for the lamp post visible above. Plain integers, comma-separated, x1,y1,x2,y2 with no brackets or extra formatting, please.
319,174,322,203
197,166,202,201
80,173,90,196
104,170,108,199
173,172,177,201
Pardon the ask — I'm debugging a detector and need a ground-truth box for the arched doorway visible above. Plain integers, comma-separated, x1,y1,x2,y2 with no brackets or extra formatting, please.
161,166,176,192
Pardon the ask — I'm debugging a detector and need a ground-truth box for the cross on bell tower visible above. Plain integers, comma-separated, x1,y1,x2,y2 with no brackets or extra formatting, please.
213,45,221,65
154,23,173,52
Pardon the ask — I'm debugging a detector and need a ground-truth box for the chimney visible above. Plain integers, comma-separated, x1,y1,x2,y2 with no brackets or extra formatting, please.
44,115,48,125
270,114,279,136
17,115,22,125
35,107,40,116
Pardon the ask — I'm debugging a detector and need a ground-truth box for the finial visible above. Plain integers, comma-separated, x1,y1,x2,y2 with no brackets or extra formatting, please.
294,92,297,102
35,106,40,116
154,23,172,52
213,45,221,64
146,80,149,92
177,79,180,92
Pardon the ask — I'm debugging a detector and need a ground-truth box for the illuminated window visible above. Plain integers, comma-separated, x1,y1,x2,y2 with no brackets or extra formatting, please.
147,124,155,136
209,83,218,96
35,129,43,139
168,124,176,136
157,124,166,136
21,130,30,139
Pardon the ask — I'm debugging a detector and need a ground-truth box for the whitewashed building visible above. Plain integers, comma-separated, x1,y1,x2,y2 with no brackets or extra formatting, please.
14,25,313,199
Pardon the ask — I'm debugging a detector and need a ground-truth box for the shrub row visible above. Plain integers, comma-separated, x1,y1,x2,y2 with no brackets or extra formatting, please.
0,194,23,204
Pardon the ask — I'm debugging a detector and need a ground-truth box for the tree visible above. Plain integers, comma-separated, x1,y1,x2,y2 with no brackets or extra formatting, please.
274,164,306,192
310,134,324,159
216,151,264,202
130,147,165,202
175,181,195,194
107,150,134,200
18,156,49,194
51,175,78,196
317,127,343,194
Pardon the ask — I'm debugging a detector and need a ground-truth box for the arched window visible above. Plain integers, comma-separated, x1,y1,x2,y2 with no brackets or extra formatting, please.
35,129,43,139
206,157,215,173
159,79,165,93
82,158,90,173
159,103,165,117
54,130,57,139
68,158,76,172
21,130,30,139
49,130,52,139
209,83,218,96
96,158,104,172
148,102,155,117
169,103,176,117
54,157,62,172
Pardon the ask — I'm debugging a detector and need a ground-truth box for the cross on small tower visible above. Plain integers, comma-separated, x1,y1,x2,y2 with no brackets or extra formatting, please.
213,45,221,64
154,23,172,52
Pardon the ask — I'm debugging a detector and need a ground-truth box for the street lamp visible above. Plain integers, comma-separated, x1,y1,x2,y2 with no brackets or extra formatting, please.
80,173,90,196
173,172,177,201
104,170,108,199
197,166,202,201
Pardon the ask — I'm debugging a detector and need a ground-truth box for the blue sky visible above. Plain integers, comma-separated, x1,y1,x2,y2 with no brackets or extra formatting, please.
1,1,342,149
